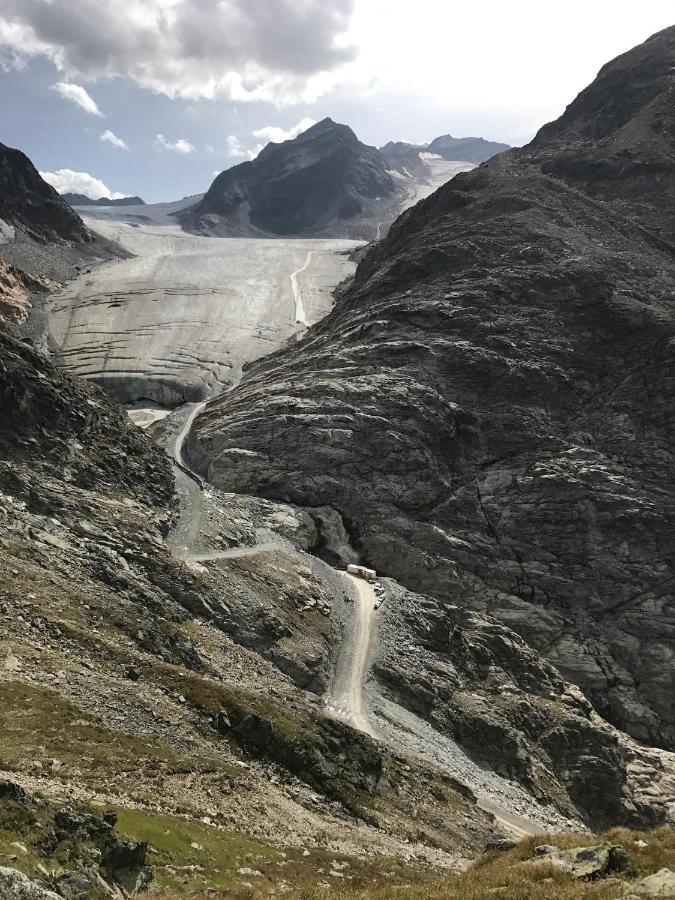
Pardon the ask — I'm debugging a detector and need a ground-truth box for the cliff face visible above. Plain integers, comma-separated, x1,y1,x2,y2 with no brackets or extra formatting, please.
179,118,400,238
188,27,675,750
0,143,90,244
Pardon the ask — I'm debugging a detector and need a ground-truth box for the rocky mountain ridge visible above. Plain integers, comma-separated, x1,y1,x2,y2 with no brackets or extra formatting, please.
61,193,146,207
427,133,511,162
0,142,125,300
0,143,91,248
187,26,675,752
380,134,510,177
180,120,509,241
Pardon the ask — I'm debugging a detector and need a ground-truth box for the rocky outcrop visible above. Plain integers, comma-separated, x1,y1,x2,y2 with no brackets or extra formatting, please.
188,27,675,751
527,842,630,878
179,118,401,239
0,144,90,244
0,784,152,897
0,262,31,321
627,868,675,897
0,328,173,506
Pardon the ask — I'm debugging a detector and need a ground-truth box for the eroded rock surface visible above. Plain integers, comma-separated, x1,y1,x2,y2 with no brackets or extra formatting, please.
189,27,675,749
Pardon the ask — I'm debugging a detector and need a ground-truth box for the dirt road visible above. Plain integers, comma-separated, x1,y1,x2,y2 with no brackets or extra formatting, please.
325,574,378,736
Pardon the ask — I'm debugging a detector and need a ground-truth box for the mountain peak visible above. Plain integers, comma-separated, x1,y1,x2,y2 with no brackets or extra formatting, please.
180,119,396,237
297,117,359,143
0,142,90,243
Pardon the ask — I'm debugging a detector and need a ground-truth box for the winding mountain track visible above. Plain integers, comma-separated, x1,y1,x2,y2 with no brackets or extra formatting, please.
165,243,571,839
191,543,287,562
166,399,209,559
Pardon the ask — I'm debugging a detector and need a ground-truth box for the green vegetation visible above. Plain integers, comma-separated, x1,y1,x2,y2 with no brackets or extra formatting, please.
146,826,675,898
113,806,444,897
0,681,229,791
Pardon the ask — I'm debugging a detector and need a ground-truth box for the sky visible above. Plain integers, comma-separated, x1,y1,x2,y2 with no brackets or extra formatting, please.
0,0,672,202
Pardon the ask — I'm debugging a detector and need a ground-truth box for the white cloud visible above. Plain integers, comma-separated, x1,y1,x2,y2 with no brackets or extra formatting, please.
0,0,356,104
51,81,103,116
155,134,195,154
252,117,317,144
225,135,248,157
100,129,128,150
39,168,123,200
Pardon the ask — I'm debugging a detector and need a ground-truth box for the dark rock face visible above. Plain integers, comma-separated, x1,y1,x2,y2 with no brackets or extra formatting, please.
189,27,675,750
62,193,145,207
179,118,400,237
0,329,173,508
0,785,152,897
0,144,90,243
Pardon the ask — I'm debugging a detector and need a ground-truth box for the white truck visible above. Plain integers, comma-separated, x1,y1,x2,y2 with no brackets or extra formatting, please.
347,563,376,582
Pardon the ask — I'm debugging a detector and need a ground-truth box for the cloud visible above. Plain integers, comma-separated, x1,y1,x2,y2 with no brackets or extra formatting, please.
0,0,356,104
252,117,316,144
39,168,123,200
155,134,195,154
100,129,128,150
51,81,103,116
225,135,248,157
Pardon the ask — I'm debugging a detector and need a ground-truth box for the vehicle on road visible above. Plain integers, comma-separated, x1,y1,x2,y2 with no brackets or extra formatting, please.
347,563,376,582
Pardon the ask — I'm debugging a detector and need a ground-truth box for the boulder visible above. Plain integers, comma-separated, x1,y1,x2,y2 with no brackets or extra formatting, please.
625,868,675,897
0,867,60,900
529,842,630,879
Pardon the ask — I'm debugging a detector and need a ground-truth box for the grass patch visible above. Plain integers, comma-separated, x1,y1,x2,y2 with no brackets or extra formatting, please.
0,681,226,788
143,825,675,899
113,806,446,897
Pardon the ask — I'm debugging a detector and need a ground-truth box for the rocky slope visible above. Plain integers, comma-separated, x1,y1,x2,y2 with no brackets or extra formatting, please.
1,318,524,894
179,118,402,239
187,25,675,755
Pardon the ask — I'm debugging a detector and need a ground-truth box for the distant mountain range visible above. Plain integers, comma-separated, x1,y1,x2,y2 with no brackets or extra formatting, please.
380,134,510,179
62,193,145,207
427,133,510,162
179,120,510,239
1,121,508,249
